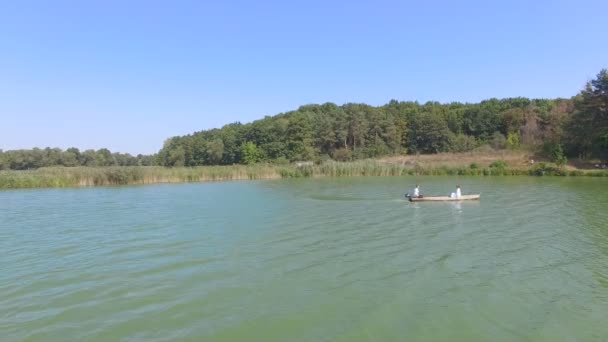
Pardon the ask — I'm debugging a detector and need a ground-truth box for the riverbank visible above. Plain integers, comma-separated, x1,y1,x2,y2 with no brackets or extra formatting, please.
0,165,284,189
1,157,608,189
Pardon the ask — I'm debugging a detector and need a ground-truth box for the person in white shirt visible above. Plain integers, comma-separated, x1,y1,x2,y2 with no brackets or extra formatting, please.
456,185,461,198
414,184,420,198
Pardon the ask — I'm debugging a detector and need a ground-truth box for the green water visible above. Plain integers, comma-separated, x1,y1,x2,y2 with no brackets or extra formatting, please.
1,177,608,341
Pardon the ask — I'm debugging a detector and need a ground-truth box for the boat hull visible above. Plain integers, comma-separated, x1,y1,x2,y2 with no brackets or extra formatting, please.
409,194,480,202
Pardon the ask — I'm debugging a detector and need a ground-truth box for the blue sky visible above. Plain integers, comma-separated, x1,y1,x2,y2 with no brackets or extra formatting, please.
1,0,606,155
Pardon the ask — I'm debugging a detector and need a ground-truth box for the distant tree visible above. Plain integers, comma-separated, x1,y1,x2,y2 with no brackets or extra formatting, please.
0,150,6,170
190,135,208,165
81,150,98,166
383,117,401,153
219,122,244,164
240,142,263,164
312,113,336,155
286,112,315,161
450,134,478,152
332,148,352,161
490,132,507,150
566,69,608,160
137,154,157,166
552,144,567,167
334,107,349,149
168,146,186,167
206,139,224,164
506,132,520,149
344,104,369,151
502,108,526,135
520,112,540,147
60,148,80,166
44,147,62,167
409,112,452,153
96,148,116,166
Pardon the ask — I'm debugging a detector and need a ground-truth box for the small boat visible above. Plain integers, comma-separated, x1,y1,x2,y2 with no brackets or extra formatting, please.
406,194,480,202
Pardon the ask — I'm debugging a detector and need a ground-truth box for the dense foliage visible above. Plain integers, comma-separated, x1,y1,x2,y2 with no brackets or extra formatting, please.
0,148,156,170
156,97,577,166
565,69,608,161
1,69,607,170
158,69,607,167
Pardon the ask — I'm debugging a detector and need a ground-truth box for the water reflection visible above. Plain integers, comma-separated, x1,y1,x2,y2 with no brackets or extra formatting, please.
450,201,462,212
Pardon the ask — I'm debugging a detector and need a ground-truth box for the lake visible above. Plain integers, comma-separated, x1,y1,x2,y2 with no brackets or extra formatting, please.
1,177,608,341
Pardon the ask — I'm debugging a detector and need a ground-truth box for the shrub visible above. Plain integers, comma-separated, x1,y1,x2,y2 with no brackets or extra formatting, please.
490,160,508,169
332,148,352,162
552,144,567,167
490,132,507,150
506,132,520,149
273,157,290,165
529,162,565,176
450,134,478,152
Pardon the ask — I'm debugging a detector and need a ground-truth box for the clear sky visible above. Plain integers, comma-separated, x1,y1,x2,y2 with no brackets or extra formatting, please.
1,0,606,155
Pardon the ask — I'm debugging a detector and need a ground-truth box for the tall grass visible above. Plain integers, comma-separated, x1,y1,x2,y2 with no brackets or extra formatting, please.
0,165,283,189
1,162,607,189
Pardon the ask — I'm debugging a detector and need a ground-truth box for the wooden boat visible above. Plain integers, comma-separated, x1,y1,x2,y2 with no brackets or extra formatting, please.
408,194,480,202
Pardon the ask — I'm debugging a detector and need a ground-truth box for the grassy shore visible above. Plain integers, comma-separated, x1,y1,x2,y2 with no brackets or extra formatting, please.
0,165,286,189
1,153,608,189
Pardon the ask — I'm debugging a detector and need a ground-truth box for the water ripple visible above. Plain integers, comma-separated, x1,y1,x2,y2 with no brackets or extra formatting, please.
1,177,608,341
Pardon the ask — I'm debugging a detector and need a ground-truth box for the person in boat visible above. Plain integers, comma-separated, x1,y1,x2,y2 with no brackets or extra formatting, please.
450,185,462,199
406,184,422,199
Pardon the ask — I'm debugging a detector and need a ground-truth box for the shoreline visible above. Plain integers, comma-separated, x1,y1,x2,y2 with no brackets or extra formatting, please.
1,160,607,190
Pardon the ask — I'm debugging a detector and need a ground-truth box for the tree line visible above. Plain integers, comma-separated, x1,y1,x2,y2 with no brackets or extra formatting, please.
156,97,568,166
1,69,606,170
0,148,156,170
157,69,607,166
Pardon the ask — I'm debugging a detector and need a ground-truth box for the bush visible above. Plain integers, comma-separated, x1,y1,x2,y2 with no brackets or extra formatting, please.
490,160,508,169
529,162,565,176
366,142,391,158
450,134,478,152
552,144,567,167
315,154,332,165
352,148,372,160
473,144,495,153
490,132,507,150
273,157,290,165
469,163,479,169
332,148,352,162
506,132,520,149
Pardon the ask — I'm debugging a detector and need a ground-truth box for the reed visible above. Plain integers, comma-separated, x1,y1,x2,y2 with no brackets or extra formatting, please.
0,165,283,189
1,162,607,189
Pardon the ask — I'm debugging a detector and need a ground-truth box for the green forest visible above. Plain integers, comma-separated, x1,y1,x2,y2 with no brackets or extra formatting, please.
1,69,607,170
